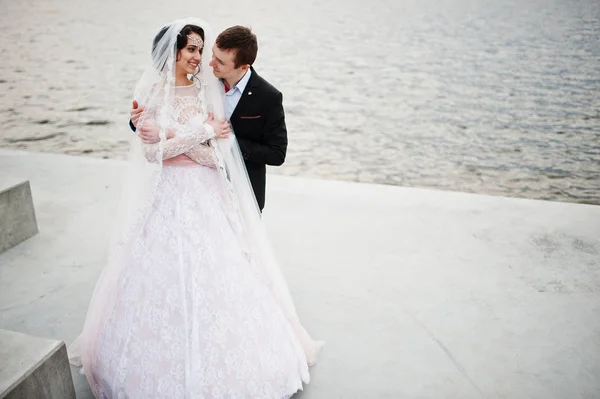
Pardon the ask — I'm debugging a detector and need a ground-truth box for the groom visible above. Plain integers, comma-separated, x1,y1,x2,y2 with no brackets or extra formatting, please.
131,26,288,211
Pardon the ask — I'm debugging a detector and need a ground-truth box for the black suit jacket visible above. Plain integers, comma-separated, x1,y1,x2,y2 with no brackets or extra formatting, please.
129,67,287,211
230,67,287,211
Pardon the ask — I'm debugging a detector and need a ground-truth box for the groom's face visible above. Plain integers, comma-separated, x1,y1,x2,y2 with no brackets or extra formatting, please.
209,45,239,80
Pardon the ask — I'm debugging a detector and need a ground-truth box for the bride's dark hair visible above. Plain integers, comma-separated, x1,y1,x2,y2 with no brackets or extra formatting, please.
151,24,205,73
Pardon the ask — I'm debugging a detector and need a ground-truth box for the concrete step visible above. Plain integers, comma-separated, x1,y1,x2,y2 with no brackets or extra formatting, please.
0,181,38,254
0,329,75,399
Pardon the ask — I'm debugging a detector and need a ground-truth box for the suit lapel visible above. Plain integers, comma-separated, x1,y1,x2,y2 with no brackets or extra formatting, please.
231,67,259,120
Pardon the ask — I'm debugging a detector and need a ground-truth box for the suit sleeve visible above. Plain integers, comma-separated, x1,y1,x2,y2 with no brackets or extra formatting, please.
236,92,288,166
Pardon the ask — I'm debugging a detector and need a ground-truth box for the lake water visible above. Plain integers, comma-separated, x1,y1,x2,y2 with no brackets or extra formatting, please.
1,0,599,204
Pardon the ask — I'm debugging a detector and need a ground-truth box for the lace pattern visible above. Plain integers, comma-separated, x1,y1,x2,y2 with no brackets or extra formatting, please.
142,83,216,163
92,166,309,398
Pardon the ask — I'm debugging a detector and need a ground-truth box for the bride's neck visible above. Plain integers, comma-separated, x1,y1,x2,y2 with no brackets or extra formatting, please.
175,72,192,87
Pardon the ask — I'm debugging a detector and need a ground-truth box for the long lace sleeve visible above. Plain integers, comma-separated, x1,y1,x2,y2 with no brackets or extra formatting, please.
184,143,217,168
142,114,215,162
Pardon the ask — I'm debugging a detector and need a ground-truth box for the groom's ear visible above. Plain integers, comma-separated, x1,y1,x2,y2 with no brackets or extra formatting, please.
241,64,250,72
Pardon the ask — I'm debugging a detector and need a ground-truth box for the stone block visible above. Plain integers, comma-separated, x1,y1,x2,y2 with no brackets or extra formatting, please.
0,181,38,254
0,329,75,399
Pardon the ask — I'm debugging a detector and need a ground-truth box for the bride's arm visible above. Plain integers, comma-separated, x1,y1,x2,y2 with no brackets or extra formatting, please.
141,114,215,162
184,142,217,168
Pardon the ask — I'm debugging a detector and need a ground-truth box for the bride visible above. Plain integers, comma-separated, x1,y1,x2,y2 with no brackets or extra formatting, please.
69,18,322,398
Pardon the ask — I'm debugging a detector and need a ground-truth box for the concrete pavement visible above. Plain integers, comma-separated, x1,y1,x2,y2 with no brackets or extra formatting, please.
0,149,599,398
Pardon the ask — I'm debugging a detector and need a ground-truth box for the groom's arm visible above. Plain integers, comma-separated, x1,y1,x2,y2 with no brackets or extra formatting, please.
236,92,287,166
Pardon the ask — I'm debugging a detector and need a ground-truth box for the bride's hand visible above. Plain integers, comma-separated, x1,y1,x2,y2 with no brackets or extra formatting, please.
206,112,231,139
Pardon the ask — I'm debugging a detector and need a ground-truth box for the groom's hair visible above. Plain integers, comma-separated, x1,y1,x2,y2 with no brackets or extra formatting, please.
216,26,258,68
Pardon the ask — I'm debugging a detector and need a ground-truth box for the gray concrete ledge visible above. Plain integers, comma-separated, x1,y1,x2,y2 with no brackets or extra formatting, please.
0,329,75,399
0,181,38,254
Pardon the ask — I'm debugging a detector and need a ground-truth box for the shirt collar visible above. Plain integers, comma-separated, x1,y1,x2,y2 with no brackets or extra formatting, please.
225,69,252,95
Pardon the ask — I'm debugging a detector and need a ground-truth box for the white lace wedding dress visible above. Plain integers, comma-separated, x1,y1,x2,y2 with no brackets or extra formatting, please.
86,84,310,398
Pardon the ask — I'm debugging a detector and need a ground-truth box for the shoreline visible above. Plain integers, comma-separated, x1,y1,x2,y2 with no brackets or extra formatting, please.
2,145,598,207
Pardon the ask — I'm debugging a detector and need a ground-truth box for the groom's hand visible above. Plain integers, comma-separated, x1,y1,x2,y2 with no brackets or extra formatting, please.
138,125,162,144
130,100,144,128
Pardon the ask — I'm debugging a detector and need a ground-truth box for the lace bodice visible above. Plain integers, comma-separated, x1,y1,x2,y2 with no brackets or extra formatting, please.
170,83,206,125
142,81,217,167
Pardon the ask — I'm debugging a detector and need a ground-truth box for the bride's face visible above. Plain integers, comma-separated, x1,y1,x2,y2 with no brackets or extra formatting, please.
175,33,202,76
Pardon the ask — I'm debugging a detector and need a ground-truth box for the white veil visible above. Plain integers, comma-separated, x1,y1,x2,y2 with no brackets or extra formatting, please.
69,18,322,392
202,23,324,367
213,112,324,368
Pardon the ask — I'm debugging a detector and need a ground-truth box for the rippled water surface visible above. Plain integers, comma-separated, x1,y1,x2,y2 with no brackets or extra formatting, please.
1,0,599,204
